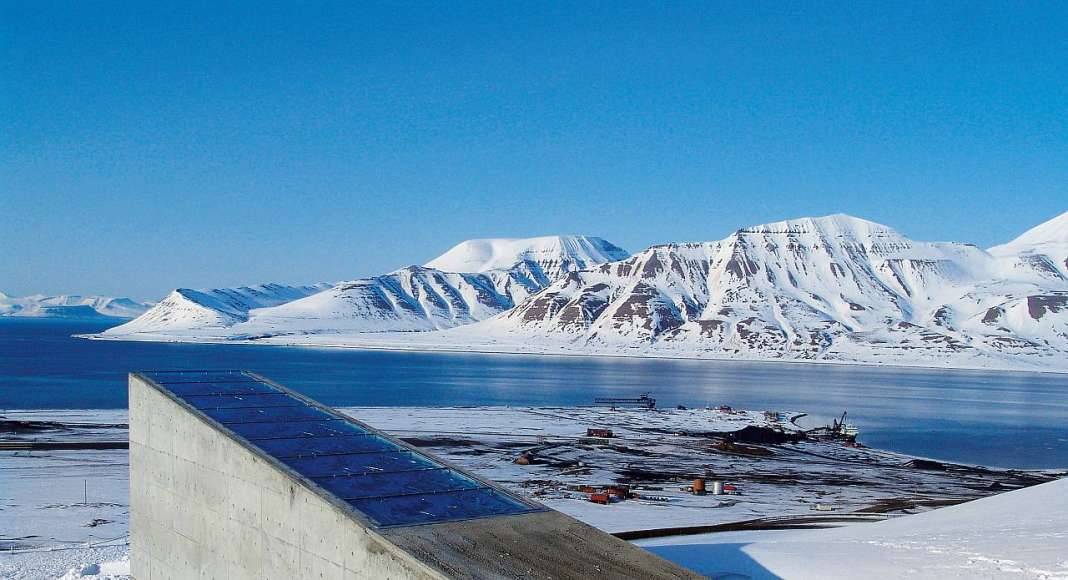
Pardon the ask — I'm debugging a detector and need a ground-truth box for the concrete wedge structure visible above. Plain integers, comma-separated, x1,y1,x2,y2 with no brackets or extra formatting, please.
129,370,700,579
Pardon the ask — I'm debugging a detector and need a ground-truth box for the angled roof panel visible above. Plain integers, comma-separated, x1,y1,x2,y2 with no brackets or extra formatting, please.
226,419,364,440
164,381,278,396
138,370,542,528
182,393,302,409
282,451,437,478
314,468,480,500
255,434,396,458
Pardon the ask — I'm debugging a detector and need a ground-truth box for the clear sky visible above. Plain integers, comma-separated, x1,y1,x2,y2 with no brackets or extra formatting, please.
3,2,1066,300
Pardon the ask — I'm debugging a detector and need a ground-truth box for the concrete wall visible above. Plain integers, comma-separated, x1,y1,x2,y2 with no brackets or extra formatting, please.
128,374,443,580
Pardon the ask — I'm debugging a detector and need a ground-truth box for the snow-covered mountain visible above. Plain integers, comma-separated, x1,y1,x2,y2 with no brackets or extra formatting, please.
426,236,629,279
477,214,1068,367
989,211,1068,280
101,236,630,339
0,292,151,319
102,283,330,335
235,236,631,336
93,215,1068,370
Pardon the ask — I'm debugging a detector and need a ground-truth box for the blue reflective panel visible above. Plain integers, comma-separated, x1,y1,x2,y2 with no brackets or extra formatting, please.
149,370,541,528
144,371,257,384
351,487,531,527
164,381,279,397
227,419,370,440
183,393,301,409
253,435,395,458
282,451,434,478
314,468,481,500
202,405,335,424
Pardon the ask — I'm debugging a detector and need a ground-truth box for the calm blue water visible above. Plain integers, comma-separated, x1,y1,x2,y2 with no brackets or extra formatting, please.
2,319,1067,469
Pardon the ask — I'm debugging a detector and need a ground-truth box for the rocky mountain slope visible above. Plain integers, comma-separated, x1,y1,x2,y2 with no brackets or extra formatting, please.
0,292,151,319
477,214,1068,367
102,236,628,339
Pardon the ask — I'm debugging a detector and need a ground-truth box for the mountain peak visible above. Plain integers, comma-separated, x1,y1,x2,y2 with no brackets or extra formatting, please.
994,211,1068,251
424,235,629,274
738,214,901,239
988,211,1068,279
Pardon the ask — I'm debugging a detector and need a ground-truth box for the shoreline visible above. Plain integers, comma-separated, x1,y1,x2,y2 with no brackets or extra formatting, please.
3,406,1062,538
77,331,1068,376
6,405,1066,473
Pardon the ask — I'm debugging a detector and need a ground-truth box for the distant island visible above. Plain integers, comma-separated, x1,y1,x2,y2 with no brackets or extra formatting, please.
0,292,150,320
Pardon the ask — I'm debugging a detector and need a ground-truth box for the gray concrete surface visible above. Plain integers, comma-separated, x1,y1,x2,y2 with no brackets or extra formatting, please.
129,372,701,579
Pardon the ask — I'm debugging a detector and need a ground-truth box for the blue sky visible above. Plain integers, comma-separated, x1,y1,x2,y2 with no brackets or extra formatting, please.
3,2,1066,300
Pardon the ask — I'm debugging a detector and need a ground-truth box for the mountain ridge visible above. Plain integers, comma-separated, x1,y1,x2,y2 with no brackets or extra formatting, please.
102,235,629,339
478,214,1066,368
91,213,1068,371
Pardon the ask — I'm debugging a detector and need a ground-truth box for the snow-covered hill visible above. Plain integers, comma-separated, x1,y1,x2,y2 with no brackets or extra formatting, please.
473,213,1068,368
102,283,329,335
426,235,629,279
100,236,629,340
230,267,525,336
0,292,151,319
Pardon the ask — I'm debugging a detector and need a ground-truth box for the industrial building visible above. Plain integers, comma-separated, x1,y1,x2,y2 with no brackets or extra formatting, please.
128,370,699,579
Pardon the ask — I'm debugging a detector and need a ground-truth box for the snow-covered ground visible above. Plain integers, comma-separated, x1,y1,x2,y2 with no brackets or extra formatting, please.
2,547,129,580
638,476,1068,579
0,411,130,579
3,406,1063,578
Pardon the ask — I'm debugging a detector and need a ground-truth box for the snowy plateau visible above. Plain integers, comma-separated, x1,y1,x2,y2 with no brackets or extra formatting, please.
94,214,1068,372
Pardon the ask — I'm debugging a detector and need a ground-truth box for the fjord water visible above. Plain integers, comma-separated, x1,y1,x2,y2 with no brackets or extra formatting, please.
2,319,1067,469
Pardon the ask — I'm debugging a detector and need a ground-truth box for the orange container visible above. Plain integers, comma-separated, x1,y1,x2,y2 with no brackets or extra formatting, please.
692,478,706,494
